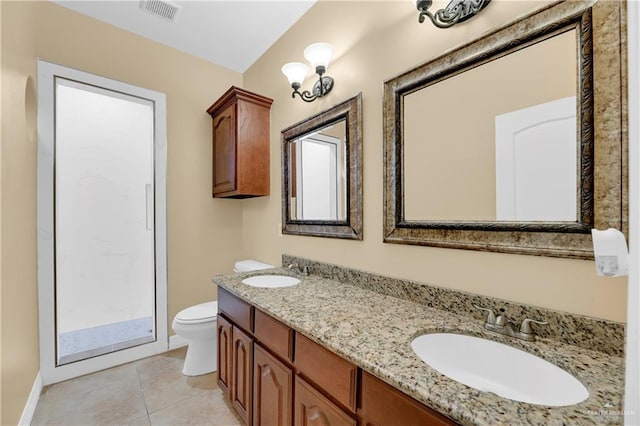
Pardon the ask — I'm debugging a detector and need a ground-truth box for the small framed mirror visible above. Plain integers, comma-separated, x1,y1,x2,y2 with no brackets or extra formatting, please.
383,1,626,258
282,93,363,239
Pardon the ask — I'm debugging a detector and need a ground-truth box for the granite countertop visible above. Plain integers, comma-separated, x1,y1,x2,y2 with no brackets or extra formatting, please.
213,268,625,426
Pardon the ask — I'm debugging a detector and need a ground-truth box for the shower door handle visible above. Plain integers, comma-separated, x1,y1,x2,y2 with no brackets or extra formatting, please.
146,184,153,231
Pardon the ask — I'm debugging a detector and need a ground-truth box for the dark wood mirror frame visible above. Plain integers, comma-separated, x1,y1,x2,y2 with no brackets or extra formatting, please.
383,0,627,259
282,93,363,240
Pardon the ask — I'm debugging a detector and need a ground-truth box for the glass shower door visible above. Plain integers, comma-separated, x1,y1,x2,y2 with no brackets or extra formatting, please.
54,78,156,365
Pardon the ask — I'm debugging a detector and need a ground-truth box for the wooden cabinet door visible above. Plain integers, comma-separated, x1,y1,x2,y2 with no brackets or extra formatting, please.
217,315,233,396
294,376,356,426
232,326,253,425
253,344,293,426
212,104,236,195
359,372,458,426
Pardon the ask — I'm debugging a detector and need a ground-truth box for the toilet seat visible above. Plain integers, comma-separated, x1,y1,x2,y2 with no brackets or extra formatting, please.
174,301,218,325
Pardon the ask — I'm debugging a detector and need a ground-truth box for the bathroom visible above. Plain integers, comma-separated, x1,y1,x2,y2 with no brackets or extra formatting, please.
1,0,639,425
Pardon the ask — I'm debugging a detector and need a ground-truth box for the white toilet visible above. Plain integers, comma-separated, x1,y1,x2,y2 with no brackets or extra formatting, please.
172,259,274,376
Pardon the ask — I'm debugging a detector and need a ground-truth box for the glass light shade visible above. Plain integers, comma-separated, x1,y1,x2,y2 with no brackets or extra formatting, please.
303,42,334,70
281,62,309,86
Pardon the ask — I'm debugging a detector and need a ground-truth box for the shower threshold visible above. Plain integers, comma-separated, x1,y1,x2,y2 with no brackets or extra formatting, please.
58,316,154,365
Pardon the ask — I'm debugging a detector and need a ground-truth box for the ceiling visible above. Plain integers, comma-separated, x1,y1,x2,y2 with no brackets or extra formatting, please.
52,0,316,73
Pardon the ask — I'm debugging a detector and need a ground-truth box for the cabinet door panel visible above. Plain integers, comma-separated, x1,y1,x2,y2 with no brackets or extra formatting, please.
235,100,270,195
359,372,457,426
217,315,233,395
232,326,253,425
253,344,293,426
294,376,356,426
213,104,236,195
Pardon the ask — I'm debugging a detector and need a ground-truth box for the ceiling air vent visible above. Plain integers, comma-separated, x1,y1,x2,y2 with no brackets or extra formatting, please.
139,0,181,22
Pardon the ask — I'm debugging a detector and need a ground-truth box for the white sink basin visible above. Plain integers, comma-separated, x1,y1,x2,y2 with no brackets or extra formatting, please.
241,275,301,288
411,333,588,406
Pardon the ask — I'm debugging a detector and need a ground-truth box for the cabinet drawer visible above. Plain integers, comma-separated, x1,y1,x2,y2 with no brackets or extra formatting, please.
294,334,357,412
360,371,458,426
294,375,356,426
254,309,293,363
218,287,253,333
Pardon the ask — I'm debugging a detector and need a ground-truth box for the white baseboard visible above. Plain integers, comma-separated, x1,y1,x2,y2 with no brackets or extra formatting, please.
169,334,189,350
19,371,42,426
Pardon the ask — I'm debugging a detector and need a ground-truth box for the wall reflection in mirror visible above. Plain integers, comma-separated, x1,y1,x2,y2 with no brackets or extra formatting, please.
403,29,578,223
288,120,347,221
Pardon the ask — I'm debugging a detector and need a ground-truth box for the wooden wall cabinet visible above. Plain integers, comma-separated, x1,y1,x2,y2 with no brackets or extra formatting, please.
206,86,273,198
217,289,458,426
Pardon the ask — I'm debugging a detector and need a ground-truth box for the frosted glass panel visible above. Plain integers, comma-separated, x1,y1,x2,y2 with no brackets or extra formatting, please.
55,78,155,364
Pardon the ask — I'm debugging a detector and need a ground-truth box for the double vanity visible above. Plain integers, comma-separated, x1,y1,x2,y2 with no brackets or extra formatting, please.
213,258,625,426
208,1,628,424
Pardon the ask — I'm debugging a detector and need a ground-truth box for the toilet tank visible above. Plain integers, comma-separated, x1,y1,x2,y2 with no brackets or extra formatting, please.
233,259,274,273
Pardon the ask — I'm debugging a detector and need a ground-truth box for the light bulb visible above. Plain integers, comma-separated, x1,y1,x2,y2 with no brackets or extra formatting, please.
281,62,309,86
303,42,334,72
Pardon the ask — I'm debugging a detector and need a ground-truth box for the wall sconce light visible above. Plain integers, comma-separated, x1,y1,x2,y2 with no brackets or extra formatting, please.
282,42,334,103
414,0,491,28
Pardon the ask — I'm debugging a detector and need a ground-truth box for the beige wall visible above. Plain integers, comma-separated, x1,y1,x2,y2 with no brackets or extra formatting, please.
242,0,627,322
1,1,242,424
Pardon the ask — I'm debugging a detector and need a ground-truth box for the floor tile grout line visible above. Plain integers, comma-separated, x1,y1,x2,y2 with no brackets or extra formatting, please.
135,349,199,416
146,393,200,416
135,362,152,417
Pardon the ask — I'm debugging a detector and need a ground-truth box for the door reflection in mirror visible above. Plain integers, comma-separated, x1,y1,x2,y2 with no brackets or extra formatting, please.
495,96,577,221
289,120,347,221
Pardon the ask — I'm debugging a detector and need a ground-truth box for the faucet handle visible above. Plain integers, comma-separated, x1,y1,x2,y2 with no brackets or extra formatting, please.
519,318,548,334
473,305,496,324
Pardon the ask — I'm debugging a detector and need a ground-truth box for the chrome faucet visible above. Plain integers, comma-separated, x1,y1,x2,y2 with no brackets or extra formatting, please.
287,263,309,276
474,305,547,342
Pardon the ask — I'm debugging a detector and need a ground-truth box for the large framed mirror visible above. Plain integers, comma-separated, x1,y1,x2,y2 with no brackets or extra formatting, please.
383,0,626,259
282,93,363,239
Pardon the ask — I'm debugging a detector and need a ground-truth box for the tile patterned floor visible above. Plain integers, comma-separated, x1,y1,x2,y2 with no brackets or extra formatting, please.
32,347,243,426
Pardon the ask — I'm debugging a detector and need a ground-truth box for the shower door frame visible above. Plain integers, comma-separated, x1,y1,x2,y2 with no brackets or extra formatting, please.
36,60,168,385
